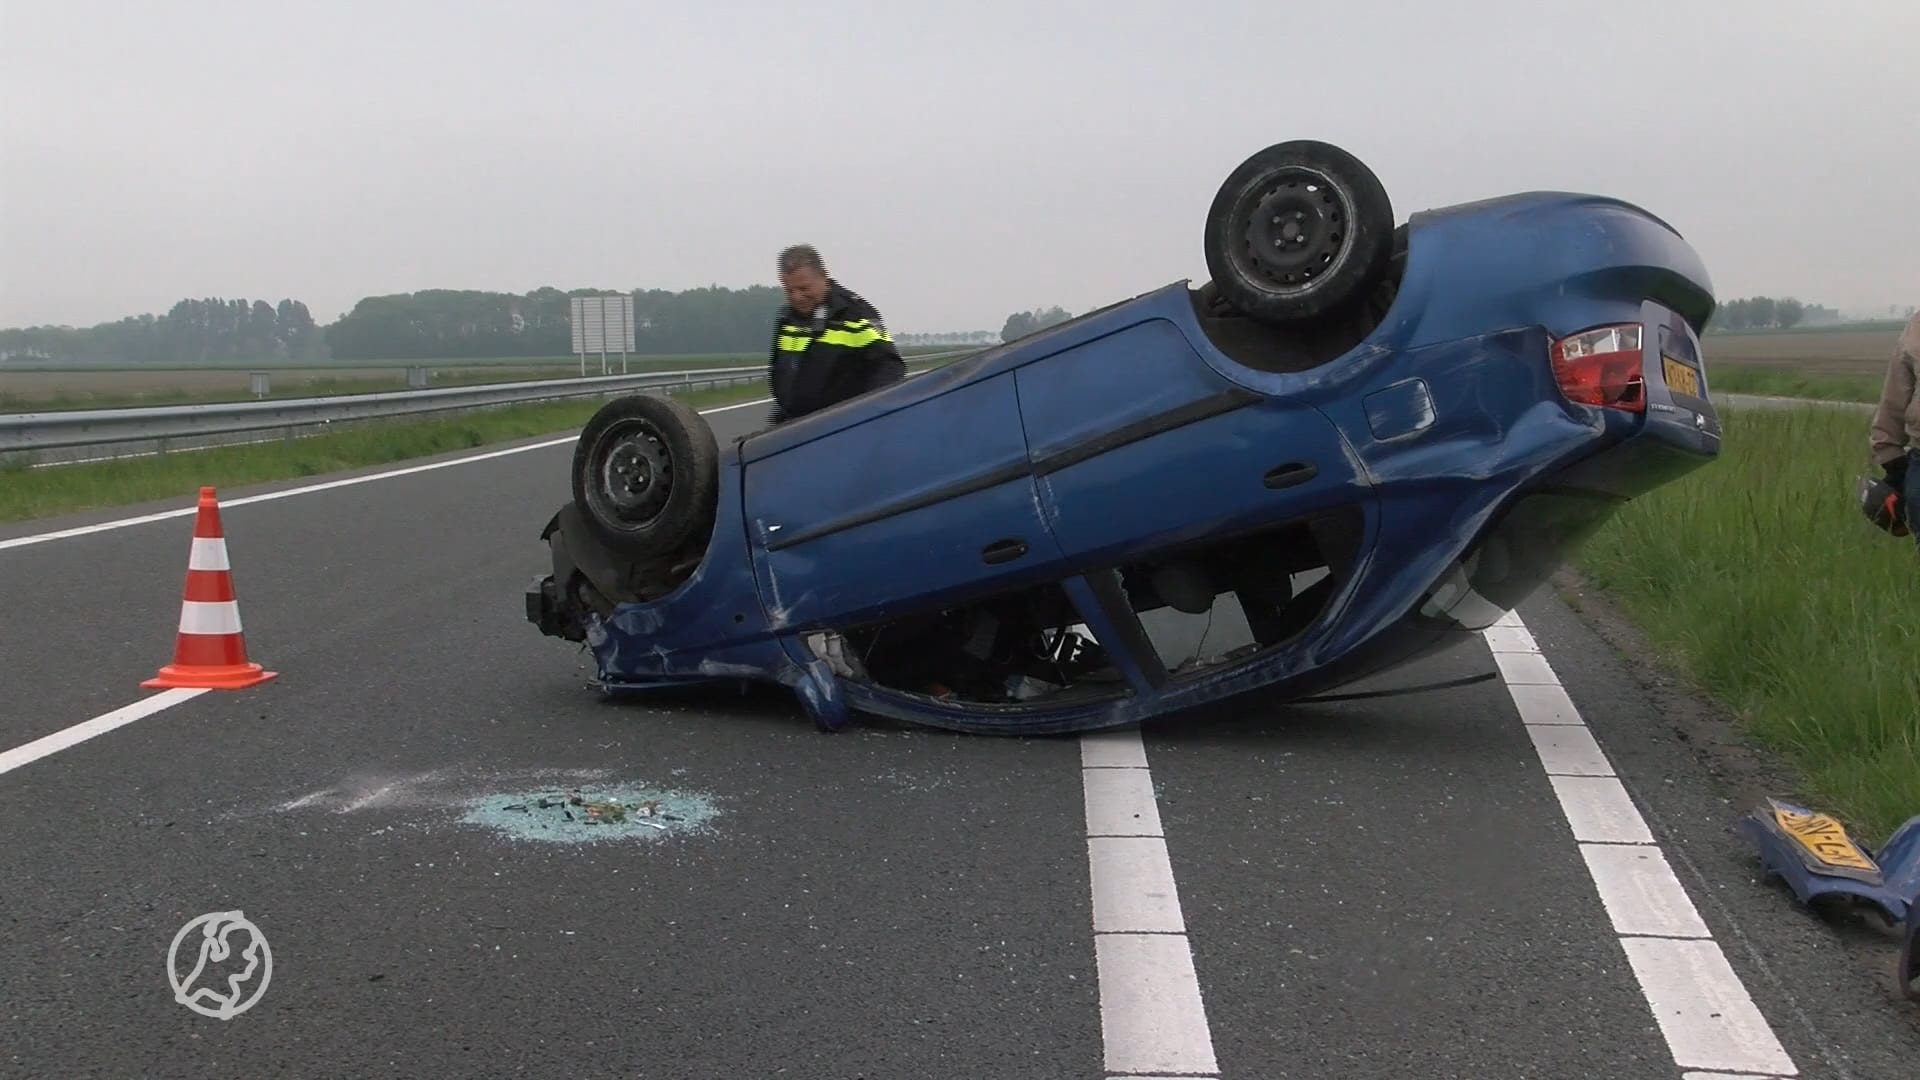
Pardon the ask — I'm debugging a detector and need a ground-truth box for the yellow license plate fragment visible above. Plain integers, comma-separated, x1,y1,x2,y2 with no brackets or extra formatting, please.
1662,355,1701,398
1773,806,1877,871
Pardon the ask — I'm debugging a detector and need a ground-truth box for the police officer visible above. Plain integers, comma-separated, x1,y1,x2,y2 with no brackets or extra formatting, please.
763,244,905,427
1869,311,1920,544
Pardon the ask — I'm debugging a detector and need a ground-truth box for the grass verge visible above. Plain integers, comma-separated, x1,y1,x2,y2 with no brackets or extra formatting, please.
0,384,766,525
1571,403,1918,840
1707,365,1883,403
0,360,766,413
1,345,970,412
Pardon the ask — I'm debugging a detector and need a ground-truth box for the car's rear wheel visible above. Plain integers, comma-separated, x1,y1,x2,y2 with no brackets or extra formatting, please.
571,393,719,559
1203,139,1396,325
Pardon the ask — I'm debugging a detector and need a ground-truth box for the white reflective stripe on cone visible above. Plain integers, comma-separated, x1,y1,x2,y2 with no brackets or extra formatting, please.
178,600,243,636
188,537,231,571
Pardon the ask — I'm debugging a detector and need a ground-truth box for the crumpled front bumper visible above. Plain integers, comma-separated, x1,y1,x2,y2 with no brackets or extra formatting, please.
525,574,586,642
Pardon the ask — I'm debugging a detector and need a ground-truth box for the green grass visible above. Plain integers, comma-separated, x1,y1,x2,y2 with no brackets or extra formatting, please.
1707,366,1883,403
2,345,972,412
1571,403,1918,840
0,384,767,525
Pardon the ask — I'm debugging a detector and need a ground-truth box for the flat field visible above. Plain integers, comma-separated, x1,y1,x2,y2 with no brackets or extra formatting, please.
1706,327,1901,374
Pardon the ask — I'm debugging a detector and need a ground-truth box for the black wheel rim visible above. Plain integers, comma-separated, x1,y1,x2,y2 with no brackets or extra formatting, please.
586,417,675,531
1226,166,1353,297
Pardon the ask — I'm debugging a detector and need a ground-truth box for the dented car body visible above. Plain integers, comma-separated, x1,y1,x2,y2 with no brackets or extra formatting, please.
527,143,1720,734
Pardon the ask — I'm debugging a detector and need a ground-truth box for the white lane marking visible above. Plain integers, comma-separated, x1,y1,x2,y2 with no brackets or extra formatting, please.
1080,727,1219,1078
1549,775,1658,844
1624,938,1801,1077
0,689,209,777
1507,683,1584,725
1486,615,1799,1078
1492,649,1560,685
1094,934,1217,1078
1080,728,1150,768
1525,723,1613,776
0,398,779,780
0,396,772,553
1088,838,1185,933
1481,625,1540,653
1578,844,1713,939
1082,767,1165,838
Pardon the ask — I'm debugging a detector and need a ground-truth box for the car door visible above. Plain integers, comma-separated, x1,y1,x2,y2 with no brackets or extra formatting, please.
741,370,1059,631
1013,317,1364,565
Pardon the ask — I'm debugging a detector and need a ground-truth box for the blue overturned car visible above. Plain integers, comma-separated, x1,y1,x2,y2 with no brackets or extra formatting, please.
525,139,1721,734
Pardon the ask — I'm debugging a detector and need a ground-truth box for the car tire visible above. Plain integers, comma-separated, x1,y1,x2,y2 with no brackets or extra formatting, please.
570,393,720,559
1203,139,1396,325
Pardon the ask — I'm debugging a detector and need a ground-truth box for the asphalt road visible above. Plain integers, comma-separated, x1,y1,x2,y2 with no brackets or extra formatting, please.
1,396,1915,1079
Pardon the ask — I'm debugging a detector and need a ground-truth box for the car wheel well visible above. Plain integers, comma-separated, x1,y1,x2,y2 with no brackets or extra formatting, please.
1188,221,1408,373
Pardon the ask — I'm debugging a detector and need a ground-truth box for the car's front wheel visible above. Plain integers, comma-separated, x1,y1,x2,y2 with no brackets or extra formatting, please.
1203,139,1396,326
570,392,719,560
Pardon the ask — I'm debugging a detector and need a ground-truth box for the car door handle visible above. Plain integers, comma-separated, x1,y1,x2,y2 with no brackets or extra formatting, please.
1264,461,1319,490
981,538,1028,565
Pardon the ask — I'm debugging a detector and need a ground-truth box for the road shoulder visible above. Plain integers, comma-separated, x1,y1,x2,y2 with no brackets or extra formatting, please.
1526,571,1920,1071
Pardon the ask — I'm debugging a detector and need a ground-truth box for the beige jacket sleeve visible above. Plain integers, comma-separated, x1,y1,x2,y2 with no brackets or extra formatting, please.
1869,313,1919,467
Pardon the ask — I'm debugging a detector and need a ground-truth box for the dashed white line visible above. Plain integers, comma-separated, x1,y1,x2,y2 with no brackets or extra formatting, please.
1486,611,1800,1079
1080,727,1219,1079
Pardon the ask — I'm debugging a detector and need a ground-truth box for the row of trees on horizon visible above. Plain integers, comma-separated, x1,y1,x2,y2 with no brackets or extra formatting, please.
0,286,1062,366
0,285,1899,367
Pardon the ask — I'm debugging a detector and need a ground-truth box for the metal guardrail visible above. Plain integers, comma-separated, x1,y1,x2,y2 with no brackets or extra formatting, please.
0,350,975,465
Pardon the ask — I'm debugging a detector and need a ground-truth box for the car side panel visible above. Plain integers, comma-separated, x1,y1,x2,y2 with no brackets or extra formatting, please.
741,371,1060,631
1013,317,1369,564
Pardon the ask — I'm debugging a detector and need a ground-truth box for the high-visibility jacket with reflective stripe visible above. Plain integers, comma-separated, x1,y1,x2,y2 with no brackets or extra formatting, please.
765,281,905,425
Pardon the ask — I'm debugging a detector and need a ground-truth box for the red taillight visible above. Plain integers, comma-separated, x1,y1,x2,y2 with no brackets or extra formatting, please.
1551,323,1645,413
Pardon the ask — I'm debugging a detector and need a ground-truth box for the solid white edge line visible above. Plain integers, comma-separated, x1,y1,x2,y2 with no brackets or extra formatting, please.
0,689,210,777
1080,726,1219,1078
0,396,773,553
0,399,782,777
1487,615,1800,1079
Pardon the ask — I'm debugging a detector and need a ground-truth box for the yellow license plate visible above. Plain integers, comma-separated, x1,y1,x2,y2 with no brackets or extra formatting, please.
1773,806,1877,872
1662,355,1701,398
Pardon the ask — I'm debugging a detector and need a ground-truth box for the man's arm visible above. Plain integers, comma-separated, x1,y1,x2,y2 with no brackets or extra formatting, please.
847,295,906,391
1869,314,1918,479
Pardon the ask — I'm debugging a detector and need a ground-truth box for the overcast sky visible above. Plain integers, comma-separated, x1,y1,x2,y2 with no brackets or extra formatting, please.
3,0,1915,332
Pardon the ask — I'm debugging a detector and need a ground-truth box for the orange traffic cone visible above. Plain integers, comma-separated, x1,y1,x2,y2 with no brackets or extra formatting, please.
143,486,278,691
